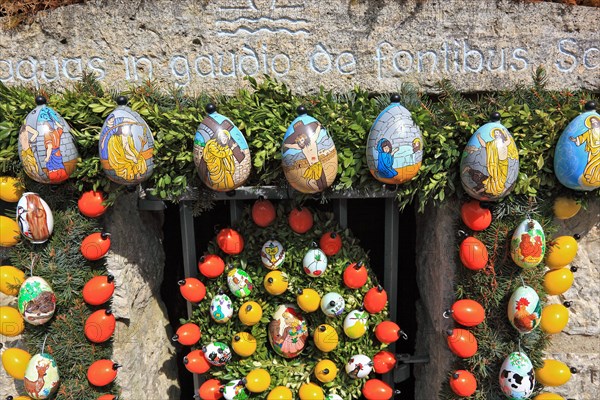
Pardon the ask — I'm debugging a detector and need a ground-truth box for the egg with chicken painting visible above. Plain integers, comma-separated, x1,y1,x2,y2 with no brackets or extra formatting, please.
510,218,546,268
507,286,541,334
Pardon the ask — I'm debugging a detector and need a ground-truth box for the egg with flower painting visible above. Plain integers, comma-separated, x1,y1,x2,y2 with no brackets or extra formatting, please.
343,309,369,339
499,352,535,399
507,286,541,334
210,293,233,324
268,305,308,359
227,268,253,298
16,192,53,244
366,94,423,184
510,218,546,268
261,240,285,270
18,277,56,326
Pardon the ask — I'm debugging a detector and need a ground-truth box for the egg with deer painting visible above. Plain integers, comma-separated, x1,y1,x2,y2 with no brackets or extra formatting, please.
24,353,60,399
507,286,541,334
510,218,546,268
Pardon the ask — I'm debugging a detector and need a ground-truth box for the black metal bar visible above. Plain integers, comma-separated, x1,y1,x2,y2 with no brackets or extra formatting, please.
383,196,399,388
332,198,348,229
229,199,244,224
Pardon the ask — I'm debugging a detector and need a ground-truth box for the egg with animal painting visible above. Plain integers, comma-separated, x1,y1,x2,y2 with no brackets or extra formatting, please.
345,354,372,379
222,379,249,400
210,293,233,324
19,96,79,184
281,106,337,194
366,94,423,184
268,304,308,359
499,352,535,399
261,240,285,270
554,101,600,191
507,286,541,334
18,277,56,326
203,341,232,367
99,96,154,186
510,218,546,268
16,192,53,244
460,113,519,201
226,268,253,298
193,104,251,192
24,353,60,399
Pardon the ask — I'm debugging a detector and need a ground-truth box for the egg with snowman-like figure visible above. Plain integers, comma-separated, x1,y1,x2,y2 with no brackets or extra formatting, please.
261,240,285,270
210,293,233,324
321,292,345,317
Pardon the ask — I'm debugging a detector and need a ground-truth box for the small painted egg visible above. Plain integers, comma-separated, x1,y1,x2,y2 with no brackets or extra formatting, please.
507,286,541,334
326,394,344,400
345,354,372,379
18,276,56,325
222,379,249,400
99,96,154,186
366,94,423,184
194,104,251,192
261,240,286,270
24,353,60,399
510,219,545,268
343,309,369,339
303,248,328,277
321,292,345,317
210,293,233,324
227,268,253,298
460,113,519,201
19,96,79,184
281,106,337,194
16,192,53,244
203,341,232,366
268,305,308,359
499,352,535,399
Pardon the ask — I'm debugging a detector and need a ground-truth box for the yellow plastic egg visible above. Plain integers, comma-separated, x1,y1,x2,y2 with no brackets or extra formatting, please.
545,236,578,269
534,393,565,400
313,324,338,352
245,368,271,393
0,216,20,247
314,359,337,383
231,332,257,357
553,197,581,220
541,304,569,334
239,301,263,326
0,306,25,336
12,397,33,400
1,347,31,379
298,382,324,400
543,268,574,295
0,265,25,296
264,270,288,295
267,386,293,400
535,359,573,387
297,288,321,312
0,176,24,202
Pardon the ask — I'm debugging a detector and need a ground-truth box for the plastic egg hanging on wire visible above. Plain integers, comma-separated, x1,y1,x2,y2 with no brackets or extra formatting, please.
193,104,251,192
99,96,154,186
460,113,519,201
366,94,423,184
18,96,79,184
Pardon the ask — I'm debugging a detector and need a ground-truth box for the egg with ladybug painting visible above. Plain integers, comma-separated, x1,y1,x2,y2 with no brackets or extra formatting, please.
499,352,535,399
261,240,285,270
345,354,372,379
16,192,53,244
203,341,232,367
507,286,541,334
303,248,328,277
18,276,56,326
210,293,233,324
227,268,253,298
510,218,545,268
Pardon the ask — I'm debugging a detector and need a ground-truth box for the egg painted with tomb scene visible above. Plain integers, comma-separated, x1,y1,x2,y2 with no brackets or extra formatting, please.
366,94,423,184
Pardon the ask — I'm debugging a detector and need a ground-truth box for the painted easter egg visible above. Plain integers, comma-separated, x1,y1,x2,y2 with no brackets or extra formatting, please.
16,192,53,244
325,394,344,400
99,96,154,186
345,354,372,379
535,359,574,387
460,113,519,201
19,96,79,184
210,293,233,324
343,309,369,339
18,277,56,325
499,352,535,399
320,231,342,256
227,268,253,298
510,218,546,268
303,247,328,277
281,106,337,194
222,379,248,400
554,101,600,190
193,104,251,192
320,292,345,317
261,240,285,270
367,95,423,184
313,324,339,352
507,286,541,334
267,304,308,359
203,341,232,367
24,353,60,399
81,232,111,261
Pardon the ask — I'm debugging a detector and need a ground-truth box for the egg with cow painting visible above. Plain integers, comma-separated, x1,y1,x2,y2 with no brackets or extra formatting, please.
16,192,53,244
268,304,308,359
366,94,423,184
210,293,233,324
226,268,253,298
303,248,328,277
24,353,60,399
507,286,541,334
203,341,232,367
261,240,285,270
499,352,535,399
18,277,56,326
460,113,519,201
510,218,546,268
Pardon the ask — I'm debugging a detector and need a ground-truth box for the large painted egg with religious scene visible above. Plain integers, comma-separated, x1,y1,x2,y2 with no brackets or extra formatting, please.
18,96,79,184
554,101,600,191
268,304,308,358
366,94,423,184
281,106,337,194
193,104,251,192
99,96,154,186
460,113,519,201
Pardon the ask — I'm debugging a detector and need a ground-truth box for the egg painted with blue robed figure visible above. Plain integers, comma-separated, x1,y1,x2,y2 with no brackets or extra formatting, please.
554,101,600,191
193,104,251,192
366,94,423,184
281,106,337,194
460,113,519,201
498,352,535,399
99,96,154,186
18,96,79,184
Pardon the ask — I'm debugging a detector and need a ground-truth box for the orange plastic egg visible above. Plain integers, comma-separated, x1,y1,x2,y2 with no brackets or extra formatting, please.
251,198,276,228
173,323,201,346
78,190,107,218
85,309,116,343
198,254,225,279
363,286,387,314
362,378,394,400
320,232,342,256
288,207,313,234
459,237,488,270
449,370,477,397
448,299,485,327
343,262,368,289
97,395,116,400
373,350,396,374
461,200,492,231
217,228,244,255
184,349,211,374
199,379,223,400
375,321,405,344
446,329,478,358
178,278,206,303
81,232,111,261
83,275,115,305
87,360,120,387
